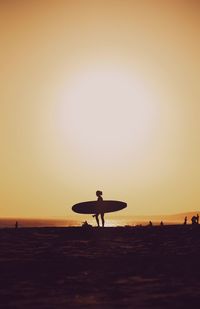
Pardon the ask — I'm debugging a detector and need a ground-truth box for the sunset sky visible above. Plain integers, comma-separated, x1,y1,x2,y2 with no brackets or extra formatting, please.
0,0,200,218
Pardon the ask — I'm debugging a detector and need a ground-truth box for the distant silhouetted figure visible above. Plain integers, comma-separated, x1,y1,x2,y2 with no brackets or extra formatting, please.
15,221,18,229
148,221,153,226
160,221,164,226
82,221,92,229
197,214,199,224
191,216,197,225
93,190,105,227
184,216,187,225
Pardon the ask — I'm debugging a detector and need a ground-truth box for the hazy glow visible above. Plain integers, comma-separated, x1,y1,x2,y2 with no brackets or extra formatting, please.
0,0,200,218
58,68,157,166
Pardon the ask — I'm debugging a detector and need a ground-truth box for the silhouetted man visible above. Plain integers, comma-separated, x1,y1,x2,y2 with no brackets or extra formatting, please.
93,190,105,227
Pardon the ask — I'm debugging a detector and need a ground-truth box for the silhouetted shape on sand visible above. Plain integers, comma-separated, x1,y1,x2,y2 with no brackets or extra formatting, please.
191,215,199,225
81,221,92,229
72,191,127,227
184,216,187,225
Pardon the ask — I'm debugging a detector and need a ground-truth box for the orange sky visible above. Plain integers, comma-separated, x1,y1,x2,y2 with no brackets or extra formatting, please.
0,0,200,218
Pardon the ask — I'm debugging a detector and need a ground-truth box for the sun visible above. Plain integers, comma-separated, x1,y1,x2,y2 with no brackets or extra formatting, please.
58,67,158,167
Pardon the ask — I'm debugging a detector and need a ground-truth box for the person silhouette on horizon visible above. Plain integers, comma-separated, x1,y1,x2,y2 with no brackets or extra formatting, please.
82,221,92,229
148,221,153,226
191,215,197,225
93,190,105,227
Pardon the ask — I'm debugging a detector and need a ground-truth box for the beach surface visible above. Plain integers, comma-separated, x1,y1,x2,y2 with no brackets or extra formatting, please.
1,225,200,308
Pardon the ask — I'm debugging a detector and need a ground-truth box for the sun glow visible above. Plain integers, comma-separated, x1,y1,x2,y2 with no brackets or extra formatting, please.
1,0,200,218
58,68,159,166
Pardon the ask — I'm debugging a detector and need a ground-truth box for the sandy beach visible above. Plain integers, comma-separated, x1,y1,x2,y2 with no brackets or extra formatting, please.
1,225,200,308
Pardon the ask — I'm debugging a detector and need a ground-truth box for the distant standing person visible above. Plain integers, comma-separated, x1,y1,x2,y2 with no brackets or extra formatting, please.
15,221,18,229
93,190,105,227
184,216,187,225
191,216,197,225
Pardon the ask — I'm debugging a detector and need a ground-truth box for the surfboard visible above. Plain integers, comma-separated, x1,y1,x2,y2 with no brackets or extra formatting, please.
72,200,127,214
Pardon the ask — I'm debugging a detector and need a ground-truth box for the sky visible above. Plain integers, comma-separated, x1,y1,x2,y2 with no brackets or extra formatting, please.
0,0,200,218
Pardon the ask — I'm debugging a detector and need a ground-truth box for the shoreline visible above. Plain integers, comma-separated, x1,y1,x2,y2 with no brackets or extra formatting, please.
0,223,197,230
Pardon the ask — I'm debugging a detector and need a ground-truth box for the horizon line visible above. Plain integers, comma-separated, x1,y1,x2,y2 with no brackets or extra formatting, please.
1,210,200,221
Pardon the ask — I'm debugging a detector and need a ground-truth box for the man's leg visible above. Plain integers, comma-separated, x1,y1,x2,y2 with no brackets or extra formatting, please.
96,215,100,227
101,213,105,227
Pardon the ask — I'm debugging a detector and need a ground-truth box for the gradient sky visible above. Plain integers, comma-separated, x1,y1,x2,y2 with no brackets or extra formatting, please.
0,0,200,218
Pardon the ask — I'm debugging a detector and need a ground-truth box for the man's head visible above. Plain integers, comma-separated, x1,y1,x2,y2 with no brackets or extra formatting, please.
96,190,103,197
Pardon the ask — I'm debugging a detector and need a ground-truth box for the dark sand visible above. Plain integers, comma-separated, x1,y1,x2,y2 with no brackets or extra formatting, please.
1,226,200,308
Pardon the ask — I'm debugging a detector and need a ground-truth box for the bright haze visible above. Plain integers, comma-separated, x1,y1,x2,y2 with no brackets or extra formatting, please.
0,0,199,218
